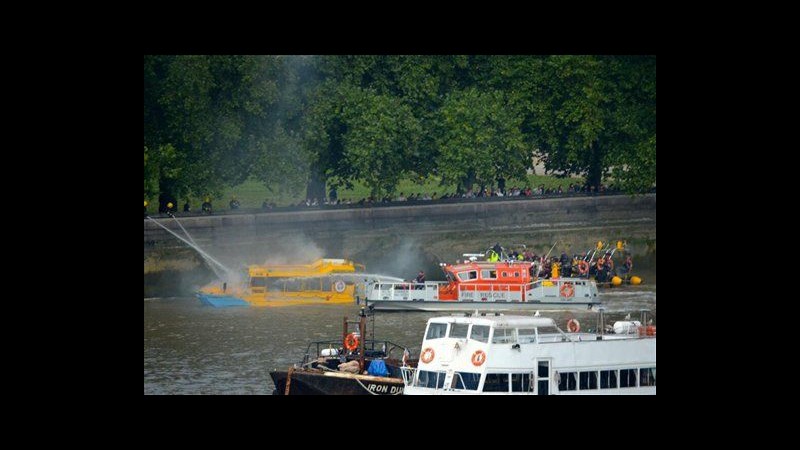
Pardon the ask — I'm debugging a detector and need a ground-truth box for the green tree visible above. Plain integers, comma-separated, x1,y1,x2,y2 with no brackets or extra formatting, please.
341,88,421,199
436,87,527,192
143,55,282,201
522,55,656,192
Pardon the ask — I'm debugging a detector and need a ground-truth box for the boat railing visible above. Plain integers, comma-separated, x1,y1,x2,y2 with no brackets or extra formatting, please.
300,339,409,365
366,282,444,301
401,367,416,386
526,278,597,298
365,278,598,302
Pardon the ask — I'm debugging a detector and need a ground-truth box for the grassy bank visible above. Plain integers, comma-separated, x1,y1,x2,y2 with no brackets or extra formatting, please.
146,173,585,212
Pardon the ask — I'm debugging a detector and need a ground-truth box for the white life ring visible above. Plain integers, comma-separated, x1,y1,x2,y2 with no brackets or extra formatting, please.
334,280,346,293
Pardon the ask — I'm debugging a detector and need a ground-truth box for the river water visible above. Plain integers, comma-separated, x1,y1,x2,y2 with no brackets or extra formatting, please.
144,283,656,395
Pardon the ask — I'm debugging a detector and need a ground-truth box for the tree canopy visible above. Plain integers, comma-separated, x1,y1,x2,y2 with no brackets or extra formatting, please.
144,55,656,203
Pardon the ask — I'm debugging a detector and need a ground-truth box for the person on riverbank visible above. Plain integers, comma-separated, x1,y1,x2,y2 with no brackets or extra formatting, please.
201,198,213,214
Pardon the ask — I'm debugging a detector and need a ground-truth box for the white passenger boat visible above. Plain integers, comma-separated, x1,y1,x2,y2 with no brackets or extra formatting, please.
400,309,655,395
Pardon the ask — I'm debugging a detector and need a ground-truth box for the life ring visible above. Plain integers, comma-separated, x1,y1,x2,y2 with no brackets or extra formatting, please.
567,319,580,333
421,347,435,364
334,280,346,293
344,333,359,351
471,350,487,366
578,260,589,275
560,282,575,298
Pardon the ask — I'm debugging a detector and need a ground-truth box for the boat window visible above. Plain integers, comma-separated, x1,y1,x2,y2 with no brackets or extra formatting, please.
470,325,490,343
558,372,577,391
514,272,520,278
250,277,266,287
518,328,536,344
457,271,478,281
639,368,656,387
417,370,446,389
492,328,516,344
449,323,469,339
454,372,481,390
619,369,638,388
600,370,618,389
537,361,550,395
481,269,498,279
426,323,448,340
482,373,509,392
502,272,508,277
579,371,598,390
511,373,533,392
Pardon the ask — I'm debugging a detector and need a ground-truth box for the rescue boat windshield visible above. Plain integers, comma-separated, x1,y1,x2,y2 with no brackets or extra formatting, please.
470,325,490,343
450,323,469,338
425,323,447,339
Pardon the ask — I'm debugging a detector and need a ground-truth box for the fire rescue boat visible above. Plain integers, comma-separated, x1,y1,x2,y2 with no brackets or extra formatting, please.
362,256,600,312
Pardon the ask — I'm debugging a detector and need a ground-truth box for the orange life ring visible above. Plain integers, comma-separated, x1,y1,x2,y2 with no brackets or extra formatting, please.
421,347,435,364
560,282,575,298
344,333,359,351
578,260,589,275
471,350,487,366
567,319,580,333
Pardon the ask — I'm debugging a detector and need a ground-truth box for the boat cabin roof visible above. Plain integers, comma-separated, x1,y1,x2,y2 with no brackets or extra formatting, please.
447,261,532,273
248,258,357,278
428,315,557,329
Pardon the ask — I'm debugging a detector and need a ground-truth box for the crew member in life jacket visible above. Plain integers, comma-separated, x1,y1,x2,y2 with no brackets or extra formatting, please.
542,258,553,278
529,260,539,279
619,254,634,278
492,243,503,259
560,252,571,278
571,255,581,277
487,249,500,262
595,255,605,281
604,251,615,276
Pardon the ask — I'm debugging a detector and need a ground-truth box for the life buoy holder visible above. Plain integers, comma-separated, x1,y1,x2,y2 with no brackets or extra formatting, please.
334,280,346,293
560,282,575,298
421,347,435,364
344,333,359,351
471,350,487,366
567,319,580,333
578,260,589,275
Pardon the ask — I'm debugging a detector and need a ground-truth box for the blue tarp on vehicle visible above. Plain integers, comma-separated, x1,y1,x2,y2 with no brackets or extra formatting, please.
367,359,389,376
